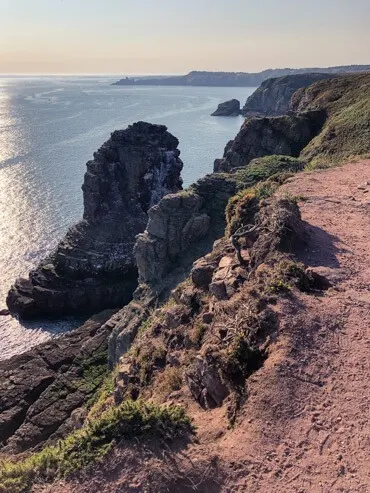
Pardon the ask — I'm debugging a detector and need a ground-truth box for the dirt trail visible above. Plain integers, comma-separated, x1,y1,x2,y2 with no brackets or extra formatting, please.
40,160,370,493
217,159,370,492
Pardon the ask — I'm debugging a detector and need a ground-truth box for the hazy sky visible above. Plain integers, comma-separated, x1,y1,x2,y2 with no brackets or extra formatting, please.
1,0,369,74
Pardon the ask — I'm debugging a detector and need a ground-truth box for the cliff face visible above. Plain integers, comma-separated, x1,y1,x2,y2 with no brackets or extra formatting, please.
241,73,335,117
7,122,183,319
214,111,326,172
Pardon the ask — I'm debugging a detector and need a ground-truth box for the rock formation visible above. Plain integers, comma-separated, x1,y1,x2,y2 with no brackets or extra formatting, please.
7,122,183,319
0,309,115,452
211,99,241,116
241,73,335,117
214,111,326,172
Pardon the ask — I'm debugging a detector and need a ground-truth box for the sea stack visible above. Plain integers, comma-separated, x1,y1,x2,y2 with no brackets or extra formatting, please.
211,99,241,116
7,122,183,318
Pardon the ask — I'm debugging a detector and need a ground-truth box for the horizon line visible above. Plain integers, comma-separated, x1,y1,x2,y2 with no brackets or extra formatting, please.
1,63,370,78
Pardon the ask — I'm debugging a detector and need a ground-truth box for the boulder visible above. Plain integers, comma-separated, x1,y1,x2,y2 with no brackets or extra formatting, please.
191,258,217,288
7,122,183,319
212,99,241,116
185,353,229,409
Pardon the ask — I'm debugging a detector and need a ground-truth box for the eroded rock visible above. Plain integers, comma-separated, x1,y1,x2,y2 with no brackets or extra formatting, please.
212,99,241,116
7,122,183,318
241,73,335,117
0,310,114,452
214,112,326,173
186,353,230,409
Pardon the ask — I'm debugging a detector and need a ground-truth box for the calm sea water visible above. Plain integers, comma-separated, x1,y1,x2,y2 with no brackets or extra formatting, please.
0,76,255,360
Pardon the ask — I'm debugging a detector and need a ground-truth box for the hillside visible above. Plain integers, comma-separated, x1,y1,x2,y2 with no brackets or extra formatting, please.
113,65,370,87
1,72,369,493
215,72,370,172
292,73,370,167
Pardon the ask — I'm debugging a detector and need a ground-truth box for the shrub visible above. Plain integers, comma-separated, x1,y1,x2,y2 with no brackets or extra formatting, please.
0,400,192,493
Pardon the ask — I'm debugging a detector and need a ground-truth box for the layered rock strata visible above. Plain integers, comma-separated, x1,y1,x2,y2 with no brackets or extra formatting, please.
0,310,115,452
7,122,183,318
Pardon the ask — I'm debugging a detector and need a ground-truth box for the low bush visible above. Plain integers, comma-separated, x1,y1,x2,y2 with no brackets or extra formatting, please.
0,400,191,493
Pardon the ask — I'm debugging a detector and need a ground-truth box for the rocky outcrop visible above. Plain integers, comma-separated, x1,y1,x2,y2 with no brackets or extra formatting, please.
135,192,211,285
7,122,183,319
108,151,309,367
108,173,251,367
212,99,241,116
0,310,115,452
214,111,326,172
241,73,335,117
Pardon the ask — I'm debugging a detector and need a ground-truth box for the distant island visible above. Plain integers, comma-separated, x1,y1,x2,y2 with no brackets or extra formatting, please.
113,65,370,87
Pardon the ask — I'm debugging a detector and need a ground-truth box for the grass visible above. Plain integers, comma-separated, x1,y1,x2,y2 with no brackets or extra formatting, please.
267,259,314,294
225,155,304,235
86,367,117,418
297,73,370,168
233,155,304,188
156,367,183,398
0,400,192,493
189,321,207,346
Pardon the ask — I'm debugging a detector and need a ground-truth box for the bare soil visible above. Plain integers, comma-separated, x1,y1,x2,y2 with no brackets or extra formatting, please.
37,160,370,493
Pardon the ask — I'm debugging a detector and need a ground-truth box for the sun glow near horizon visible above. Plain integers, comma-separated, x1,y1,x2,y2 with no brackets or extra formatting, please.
0,0,369,75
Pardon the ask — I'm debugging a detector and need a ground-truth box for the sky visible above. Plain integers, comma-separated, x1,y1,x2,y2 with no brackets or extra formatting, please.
0,0,369,75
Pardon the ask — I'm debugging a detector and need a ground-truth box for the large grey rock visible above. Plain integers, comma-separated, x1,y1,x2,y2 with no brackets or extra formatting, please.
7,122,183,318
135,192,211,285
212,99,241,116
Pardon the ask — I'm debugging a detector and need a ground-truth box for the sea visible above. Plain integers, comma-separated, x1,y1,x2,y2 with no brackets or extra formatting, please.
0,76,256,360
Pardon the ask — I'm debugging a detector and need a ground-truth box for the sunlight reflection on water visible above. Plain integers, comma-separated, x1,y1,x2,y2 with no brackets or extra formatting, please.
0,77,254,360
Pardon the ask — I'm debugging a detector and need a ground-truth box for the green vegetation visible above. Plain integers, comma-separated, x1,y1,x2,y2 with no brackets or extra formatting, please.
226,189,258,235
190,321,207,346
86,367,116,418
0,400,191,493
74,348,109,396
226,332,264,379
233,155,304,187
225,155,304,235
132,341,167,385
157,366,183,396
298,73,370,168
268,260,314,293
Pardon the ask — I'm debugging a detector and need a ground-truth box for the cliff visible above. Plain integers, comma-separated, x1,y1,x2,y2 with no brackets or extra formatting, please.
215,72,370,172
7,122,183,318
214,111,326,172
2,73,370,493
113,66,370,87
241,73,335,117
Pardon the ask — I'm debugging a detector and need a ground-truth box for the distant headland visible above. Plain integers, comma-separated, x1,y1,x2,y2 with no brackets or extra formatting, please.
113,65,370,87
